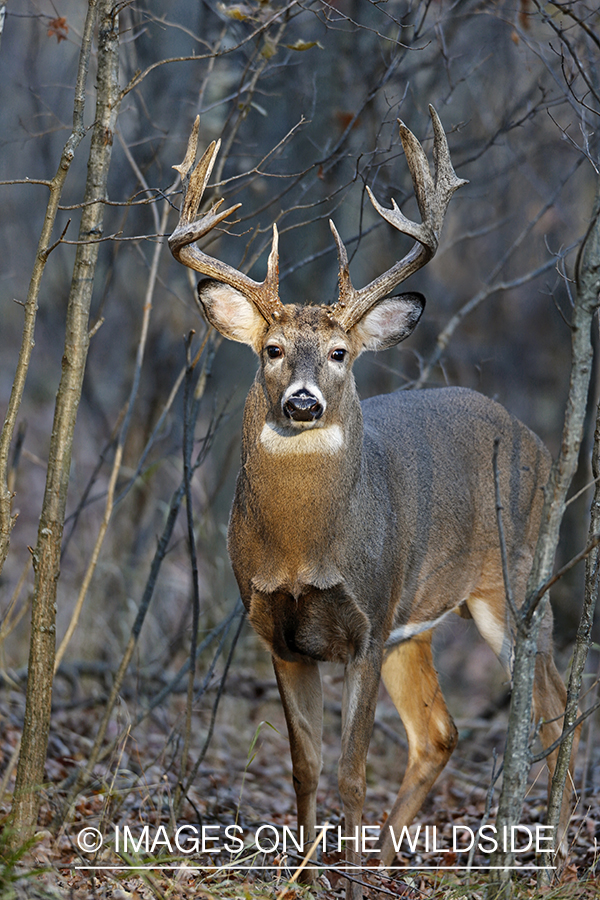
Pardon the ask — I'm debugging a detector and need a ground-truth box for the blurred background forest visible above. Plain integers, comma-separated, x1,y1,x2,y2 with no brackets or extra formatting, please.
1,1,600,897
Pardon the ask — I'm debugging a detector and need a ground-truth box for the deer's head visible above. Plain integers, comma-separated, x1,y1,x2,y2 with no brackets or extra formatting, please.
198,281,424,437
169,107,465,437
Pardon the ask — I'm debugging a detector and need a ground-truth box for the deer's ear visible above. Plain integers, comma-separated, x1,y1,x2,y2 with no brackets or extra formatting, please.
198,279,268,353
352,293,425,352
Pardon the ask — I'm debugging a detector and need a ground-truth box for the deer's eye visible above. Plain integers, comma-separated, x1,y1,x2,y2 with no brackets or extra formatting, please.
267,345,283,359
329,348,347,363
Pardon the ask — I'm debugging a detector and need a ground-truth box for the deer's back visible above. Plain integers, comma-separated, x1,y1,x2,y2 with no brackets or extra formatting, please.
361,387,551,630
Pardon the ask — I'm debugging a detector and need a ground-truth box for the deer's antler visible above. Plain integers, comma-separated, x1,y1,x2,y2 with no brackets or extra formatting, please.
168,116,283,322
330,105,467,330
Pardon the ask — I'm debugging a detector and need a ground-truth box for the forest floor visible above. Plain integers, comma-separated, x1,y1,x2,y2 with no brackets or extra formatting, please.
2,629,600,900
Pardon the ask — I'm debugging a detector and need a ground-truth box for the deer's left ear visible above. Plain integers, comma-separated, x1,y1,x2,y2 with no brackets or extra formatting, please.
352,292,425,352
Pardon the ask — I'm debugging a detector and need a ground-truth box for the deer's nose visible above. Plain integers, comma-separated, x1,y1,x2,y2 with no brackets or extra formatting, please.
283,390,324,422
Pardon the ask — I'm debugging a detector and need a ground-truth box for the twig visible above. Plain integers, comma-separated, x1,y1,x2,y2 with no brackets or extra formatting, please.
180,606,246,802
492,438,521,629
531,698,600,765
277,821,331,894
55,135,178,669
174,334,203,816
0,0,98,577
415,252,579,389
55,330,223,828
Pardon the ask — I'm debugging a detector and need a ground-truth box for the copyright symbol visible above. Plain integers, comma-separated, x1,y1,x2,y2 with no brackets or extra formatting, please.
77,827,103,853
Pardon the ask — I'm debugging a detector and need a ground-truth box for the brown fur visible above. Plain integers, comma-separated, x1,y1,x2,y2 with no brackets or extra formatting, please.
194,295,578,898
168,118,577,900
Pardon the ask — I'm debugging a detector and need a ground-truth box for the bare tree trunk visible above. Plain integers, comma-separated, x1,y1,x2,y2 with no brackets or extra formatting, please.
9,0,121,845
542,180,600,864
490,182,600,896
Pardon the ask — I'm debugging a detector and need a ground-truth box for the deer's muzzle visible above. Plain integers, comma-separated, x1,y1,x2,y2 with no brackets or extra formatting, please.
283,390,324,423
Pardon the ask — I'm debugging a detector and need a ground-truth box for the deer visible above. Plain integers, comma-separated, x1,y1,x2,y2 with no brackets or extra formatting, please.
168,108,578,899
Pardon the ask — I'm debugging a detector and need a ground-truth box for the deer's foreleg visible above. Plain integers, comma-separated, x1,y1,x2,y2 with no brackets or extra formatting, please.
338,654,382,900
272,655,323,882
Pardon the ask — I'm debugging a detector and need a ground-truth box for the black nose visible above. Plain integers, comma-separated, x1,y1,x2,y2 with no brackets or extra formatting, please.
283,390,323,422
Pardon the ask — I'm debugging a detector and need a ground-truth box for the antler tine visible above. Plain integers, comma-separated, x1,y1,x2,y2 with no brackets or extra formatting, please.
331,106,467,331
329,219,353,307
168,117,283,323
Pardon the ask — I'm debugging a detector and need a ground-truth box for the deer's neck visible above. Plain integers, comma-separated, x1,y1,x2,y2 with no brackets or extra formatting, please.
230,382,363,597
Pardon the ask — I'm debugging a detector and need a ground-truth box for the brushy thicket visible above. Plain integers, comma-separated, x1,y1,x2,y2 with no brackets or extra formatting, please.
1,1,600,898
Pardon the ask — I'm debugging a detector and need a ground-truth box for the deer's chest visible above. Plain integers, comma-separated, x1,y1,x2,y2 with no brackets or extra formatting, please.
248,585,372,664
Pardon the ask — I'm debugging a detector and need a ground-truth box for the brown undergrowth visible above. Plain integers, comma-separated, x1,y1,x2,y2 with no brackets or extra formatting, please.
2,646,599,900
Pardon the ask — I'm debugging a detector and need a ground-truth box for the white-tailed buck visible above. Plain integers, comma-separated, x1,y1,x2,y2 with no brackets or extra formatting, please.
169,109,577,898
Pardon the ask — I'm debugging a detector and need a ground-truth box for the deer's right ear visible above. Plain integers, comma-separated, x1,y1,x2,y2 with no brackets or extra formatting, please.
198,279,269,353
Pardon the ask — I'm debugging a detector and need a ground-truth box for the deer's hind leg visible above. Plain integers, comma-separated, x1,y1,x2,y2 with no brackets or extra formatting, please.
376,631,458,866
532,613,580,859
467,586,579,861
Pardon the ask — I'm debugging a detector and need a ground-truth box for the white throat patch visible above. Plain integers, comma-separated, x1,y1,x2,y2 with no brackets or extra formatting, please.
260,421,344,455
